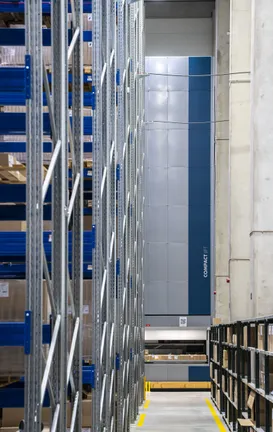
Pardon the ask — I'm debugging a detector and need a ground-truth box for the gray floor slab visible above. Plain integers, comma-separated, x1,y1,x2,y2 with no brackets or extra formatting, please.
135,391,227,431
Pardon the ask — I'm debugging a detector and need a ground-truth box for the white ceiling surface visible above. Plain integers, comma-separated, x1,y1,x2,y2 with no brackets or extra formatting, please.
145,18,213,56
145,328,207,341
145,0,215,19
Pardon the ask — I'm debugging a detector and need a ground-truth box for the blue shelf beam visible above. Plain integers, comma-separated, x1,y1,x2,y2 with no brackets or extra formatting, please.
0,141,92,153
0,68,92,91
0,322,51,347
0,0,92,13
0,184,92,203
0,205,92,220
0,92,94,107
0,366,94,408
0,263,92,279
0,29,92,46
0,231,93,262
0,113,92,135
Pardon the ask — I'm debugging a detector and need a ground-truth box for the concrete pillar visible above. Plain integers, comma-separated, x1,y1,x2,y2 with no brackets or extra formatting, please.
214,0,230,322
229,0,252,320
251,0,273,317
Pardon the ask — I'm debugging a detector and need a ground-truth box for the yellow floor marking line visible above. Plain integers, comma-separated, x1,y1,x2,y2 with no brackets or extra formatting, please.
206,398,226,432
137,413,146,427
144,400,150,409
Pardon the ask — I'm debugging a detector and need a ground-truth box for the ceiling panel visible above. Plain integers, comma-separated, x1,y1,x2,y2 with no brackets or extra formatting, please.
145,0,215,18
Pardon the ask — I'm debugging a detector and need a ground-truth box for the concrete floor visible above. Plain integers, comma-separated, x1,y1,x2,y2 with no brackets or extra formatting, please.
135,391,227,431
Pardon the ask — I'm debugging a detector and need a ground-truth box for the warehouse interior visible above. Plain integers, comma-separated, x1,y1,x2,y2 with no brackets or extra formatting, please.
0,0,271,430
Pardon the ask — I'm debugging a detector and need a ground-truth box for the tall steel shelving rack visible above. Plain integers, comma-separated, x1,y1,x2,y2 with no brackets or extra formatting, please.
0,0,145,430
92,0,145,430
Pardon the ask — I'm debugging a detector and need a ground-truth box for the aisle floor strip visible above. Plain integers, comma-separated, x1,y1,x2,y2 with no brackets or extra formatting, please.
143,400,150,409
206,398,226,432
137,414,146,427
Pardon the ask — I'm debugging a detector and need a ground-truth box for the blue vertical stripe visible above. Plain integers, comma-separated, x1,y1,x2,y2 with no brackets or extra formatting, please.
188,57,211,315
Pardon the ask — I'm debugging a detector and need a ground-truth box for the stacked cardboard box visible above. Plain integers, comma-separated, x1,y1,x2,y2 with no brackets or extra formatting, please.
0,280,49,376
268,324,273,352
213,344,218,362
0,399,92,429
223,350,228,368
216,389,220,409
214,368,218,383
68,280,92,362
258,324,264,350
222,375,225,392
227,327,232,343
145,354,207,362
0,279,92,374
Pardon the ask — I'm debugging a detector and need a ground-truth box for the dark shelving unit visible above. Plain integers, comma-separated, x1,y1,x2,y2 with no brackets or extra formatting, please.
210,318,273,431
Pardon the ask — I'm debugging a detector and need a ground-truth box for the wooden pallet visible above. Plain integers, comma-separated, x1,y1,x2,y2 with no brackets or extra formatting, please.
68,159,92,169
0,163,27,183
0,376,20,388
0,164,47,184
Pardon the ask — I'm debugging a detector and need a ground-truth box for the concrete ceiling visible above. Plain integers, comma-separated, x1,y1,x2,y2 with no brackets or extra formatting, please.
145,0,215,19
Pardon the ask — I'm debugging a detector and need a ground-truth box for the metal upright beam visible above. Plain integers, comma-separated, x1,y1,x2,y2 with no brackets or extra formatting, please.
24,0,43,427
117,0,126,430
71,0,83,427
128,0,137,424
51,0,69,426
92,0,103,430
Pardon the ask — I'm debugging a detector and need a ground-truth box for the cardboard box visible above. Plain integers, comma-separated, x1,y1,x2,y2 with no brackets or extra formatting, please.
227,327,232,343
82,399,92,427
0,280,49,376
223,350,228,368
2,407,51,427
247,391,256,410
0,428,19,431
216,389,220,409
269,324,273,352
69,280,92,361
84,215,93,231
229,377,233,400
258,324,264,350
213,344,218,362
260,372,273,393
0,221,52,231
222,375,225,392
243,326,248,347
238,419,254,427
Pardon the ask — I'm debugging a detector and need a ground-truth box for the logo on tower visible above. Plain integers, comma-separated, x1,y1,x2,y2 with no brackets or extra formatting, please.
203,246,209,278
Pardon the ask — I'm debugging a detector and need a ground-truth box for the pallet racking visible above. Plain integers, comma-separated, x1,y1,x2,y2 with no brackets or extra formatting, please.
0,0,145,430
210,319,273,432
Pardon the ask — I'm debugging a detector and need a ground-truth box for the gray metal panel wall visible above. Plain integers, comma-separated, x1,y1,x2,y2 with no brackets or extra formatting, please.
144,57,189,318
145,363,189,382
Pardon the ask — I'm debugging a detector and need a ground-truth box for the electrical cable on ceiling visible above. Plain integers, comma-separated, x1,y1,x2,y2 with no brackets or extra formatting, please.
138,71,251,78
145,120,229,125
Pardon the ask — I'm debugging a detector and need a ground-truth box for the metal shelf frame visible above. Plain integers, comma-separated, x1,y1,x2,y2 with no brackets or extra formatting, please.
0,0,144,429
23,0,84,426
92,0,145,431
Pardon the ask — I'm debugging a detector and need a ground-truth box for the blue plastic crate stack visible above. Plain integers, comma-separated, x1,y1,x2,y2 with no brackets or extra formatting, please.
0,0,94,415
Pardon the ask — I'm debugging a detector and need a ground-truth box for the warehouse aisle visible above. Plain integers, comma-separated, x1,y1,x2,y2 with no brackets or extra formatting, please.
136,392,226,431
